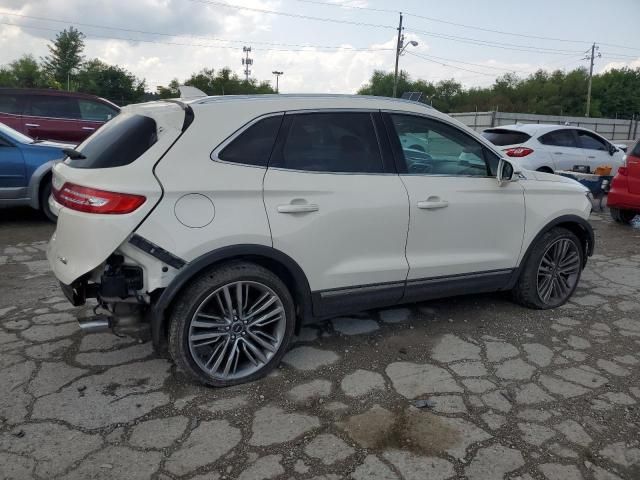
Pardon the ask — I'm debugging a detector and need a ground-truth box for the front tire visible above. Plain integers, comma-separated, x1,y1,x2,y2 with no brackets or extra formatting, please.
512,227,583,309
610,207,636,225
168,261,295,387
40,181,57,223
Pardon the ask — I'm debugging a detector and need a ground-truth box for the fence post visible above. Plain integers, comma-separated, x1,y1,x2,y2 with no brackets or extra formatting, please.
628,116,633,139
491,110,497,127
634,116,638,139
612,122,616,140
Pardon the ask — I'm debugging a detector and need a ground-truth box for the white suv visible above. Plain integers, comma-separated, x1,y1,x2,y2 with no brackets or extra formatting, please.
47,95,594,387
482,124,625,173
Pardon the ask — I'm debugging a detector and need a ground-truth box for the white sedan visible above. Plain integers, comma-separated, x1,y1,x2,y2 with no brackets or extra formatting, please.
482,124,625,173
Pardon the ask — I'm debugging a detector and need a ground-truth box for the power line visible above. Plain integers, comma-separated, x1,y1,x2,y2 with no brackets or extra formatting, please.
0,11,393,51
406,51,497,77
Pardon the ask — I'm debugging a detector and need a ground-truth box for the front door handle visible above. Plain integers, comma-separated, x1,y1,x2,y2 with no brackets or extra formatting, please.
82,127,96,131
553,152,563,155
588,155,596,159
417,198,449,210
25,123,40,127
277,203,319,214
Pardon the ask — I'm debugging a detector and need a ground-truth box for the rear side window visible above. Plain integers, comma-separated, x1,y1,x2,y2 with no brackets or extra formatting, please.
482,129,531,146
632,141,640,158
69,113,157,169
28,95,80,119
539,129,576,148
0,94,23,114
218,115,283,167
271,112,383,173
78,99,118,122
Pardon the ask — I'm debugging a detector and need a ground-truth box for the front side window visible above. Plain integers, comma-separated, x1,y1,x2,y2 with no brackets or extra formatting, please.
390,114,492,176
271,112,383,173
28,95,80,119
78,100,118,122
218,115,283,167
576,130,608,151
538,129,577,148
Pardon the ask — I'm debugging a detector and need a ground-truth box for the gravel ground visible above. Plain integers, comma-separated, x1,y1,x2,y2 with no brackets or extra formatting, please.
0,207,639,480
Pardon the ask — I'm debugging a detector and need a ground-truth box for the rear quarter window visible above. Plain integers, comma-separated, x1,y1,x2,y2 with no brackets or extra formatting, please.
217,115,283,167
68,113,157,169
482,129,531,146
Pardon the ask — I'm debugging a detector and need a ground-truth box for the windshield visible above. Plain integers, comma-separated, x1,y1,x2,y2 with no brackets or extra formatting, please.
0,122,33,144
482,129,531,146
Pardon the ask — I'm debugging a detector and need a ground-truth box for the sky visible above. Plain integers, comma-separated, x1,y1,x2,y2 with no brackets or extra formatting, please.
0,0,639,94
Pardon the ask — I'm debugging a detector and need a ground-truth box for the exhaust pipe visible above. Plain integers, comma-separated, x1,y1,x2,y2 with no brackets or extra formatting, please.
78,315,112,333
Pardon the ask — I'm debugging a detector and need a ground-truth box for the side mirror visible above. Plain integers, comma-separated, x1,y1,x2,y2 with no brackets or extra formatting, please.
608,144,618,156
497,158,518,186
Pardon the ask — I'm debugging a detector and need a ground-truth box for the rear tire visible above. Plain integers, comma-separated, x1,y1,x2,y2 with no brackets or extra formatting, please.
40,181,57,223
512,227,583,309
168,261,296,387
610,207,636,225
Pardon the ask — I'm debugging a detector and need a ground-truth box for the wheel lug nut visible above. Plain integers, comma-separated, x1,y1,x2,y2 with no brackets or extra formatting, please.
225,326,230,331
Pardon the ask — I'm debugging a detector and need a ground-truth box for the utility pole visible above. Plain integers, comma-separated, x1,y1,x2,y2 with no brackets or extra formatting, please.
585,42,600,117
242,46,253,83
392,12,403,98
272,71,283,93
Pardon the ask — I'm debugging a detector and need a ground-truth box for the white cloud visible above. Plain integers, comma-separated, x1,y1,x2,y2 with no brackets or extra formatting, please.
600,58,640,73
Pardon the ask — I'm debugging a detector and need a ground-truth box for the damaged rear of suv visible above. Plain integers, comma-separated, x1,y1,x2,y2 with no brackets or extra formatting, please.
48,94,594,388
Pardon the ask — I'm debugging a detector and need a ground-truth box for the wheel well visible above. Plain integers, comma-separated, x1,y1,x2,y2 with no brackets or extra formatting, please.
536,166,554,174
158,253,308,343
37,170,52,208
554,221,591,266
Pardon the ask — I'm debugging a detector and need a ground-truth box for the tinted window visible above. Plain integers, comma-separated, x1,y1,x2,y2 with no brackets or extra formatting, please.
271,112,383,173
482,129,531,146
28,95,80,119
631,140,640,158
576,130,608,151
0,94,23,114
78,99,118,122
390,114,490,176
539,129,576,148
218,115,283,167
69,113,157,169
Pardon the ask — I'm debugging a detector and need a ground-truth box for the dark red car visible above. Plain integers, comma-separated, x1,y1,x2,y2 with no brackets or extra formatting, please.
608,138,640,224
0,88,119,143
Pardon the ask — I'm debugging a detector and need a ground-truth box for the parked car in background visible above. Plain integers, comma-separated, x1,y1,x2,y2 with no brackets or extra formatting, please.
0,88,119,143
0,122,73,221
608,138,640,224
482,124,625,174
48,95,593,387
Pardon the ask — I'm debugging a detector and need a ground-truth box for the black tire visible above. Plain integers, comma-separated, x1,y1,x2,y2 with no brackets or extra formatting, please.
40,181,57,223
168,261,296,387
610,207,636,225
512,227,583,310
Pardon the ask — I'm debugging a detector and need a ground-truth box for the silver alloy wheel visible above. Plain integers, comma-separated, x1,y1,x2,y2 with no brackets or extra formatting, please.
536,238,581,305
188,281,286,381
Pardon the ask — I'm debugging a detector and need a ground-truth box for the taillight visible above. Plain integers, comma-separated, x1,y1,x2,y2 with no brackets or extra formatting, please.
52,182,145,214
504,147,534,158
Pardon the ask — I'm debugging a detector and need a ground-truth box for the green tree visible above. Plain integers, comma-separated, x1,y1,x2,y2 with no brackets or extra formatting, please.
75,59,146,105
157,67,276,97
0,54,50,88
42,26,85,89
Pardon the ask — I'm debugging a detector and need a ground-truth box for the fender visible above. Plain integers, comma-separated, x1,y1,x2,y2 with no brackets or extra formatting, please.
150,244,313,347
27,160,54,209
506,214,594,289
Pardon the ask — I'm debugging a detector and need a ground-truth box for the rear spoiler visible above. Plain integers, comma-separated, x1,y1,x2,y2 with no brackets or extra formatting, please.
166,99,195,132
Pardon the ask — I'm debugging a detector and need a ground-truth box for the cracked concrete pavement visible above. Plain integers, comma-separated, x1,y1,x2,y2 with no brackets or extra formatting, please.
0,207,639,480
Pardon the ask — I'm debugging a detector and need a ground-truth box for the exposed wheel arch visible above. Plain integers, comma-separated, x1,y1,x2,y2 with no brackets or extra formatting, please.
536,166,554,174
151,244,313,347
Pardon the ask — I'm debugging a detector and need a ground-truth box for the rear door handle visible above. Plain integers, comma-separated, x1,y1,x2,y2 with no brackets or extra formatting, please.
277,203,319,214
82,127,96,131
25,123,40,127
588,155,596,159
417,199,449,210
553,152,563,155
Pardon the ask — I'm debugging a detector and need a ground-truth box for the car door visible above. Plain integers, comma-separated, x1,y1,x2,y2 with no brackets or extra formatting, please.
0,93,26,134
574,129,617,170
78,99,118,137
0,134,26,190
538,128,586,171
383,112,525,302
25,94,84,143
263,111,410,316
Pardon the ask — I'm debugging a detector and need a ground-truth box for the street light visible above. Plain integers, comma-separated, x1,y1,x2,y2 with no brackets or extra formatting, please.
393,38,418,98
272,71,284,93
